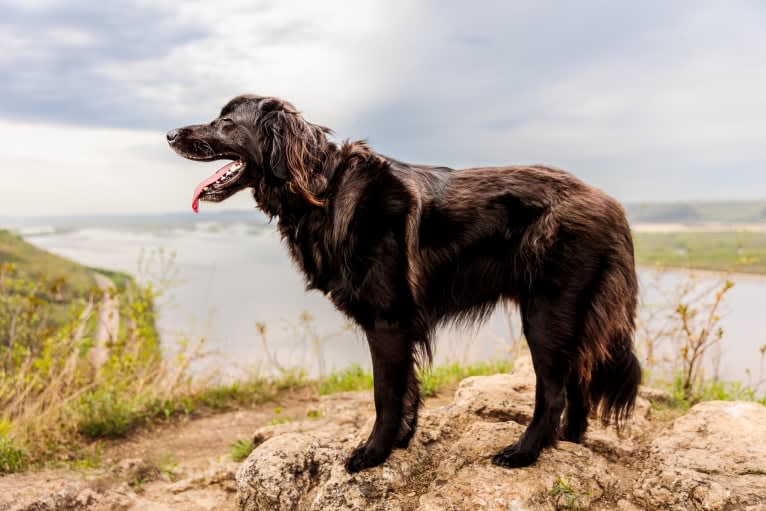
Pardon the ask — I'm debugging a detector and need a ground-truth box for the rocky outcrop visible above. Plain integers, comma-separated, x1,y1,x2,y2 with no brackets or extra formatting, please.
633,400,766,510
237,359,766,511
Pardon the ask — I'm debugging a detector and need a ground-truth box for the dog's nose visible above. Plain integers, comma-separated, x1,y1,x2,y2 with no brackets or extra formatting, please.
166,129,180,142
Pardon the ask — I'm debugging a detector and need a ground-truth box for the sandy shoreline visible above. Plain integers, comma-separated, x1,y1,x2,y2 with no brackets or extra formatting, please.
636,263,766,281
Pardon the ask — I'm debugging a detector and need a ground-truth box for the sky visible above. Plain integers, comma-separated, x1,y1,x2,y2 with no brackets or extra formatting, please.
1,0,765,216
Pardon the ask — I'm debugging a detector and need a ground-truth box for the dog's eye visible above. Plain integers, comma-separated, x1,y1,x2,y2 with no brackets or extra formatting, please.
219,118,234,125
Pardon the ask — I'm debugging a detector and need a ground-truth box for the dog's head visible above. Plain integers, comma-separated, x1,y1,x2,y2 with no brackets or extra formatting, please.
167,95,329,213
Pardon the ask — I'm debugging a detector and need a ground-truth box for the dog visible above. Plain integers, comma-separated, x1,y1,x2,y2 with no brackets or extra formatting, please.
167,95,641,473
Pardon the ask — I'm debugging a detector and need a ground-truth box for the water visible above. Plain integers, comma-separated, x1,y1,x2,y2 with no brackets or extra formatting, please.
19,221,766,382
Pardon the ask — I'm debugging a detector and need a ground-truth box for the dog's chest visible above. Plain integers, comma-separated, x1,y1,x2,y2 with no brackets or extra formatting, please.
281,216,342,294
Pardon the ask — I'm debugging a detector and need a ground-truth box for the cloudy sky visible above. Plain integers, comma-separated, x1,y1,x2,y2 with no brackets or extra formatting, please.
1,0,764,216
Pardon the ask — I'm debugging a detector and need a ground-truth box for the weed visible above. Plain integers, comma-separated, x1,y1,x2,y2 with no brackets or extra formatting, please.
318,364,374,395
547,477,587,510
0,436,28,474
230,439,255,462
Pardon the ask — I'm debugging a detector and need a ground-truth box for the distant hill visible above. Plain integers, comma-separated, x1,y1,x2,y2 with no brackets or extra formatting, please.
2,200,766,229
626,200,766,224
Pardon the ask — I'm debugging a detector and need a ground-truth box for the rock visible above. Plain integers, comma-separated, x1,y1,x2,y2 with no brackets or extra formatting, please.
168,461,238,494
633,400,766,511
418,422,619,511
236,358,766,511
637,386,673,405
238,357,618,511
112,457,162,487
3,483,99,511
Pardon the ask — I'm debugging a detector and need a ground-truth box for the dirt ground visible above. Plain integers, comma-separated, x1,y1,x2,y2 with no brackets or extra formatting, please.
0,388,457,511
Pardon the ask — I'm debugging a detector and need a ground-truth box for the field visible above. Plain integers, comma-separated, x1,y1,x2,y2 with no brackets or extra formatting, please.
633,230,766,274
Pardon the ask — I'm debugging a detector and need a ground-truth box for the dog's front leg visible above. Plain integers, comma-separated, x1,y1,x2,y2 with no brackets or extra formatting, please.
345,321,414,473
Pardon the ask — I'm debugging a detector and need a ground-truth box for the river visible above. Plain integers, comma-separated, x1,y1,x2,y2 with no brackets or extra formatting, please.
17,220,766,383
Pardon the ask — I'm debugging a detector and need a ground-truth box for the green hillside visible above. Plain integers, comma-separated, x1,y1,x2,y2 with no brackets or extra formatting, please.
0,229,97,303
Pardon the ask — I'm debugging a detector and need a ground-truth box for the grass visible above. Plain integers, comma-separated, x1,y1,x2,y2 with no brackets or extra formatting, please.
633,230,766,274
77,388,141,439
315,359,514,398
546,477,587,510
317,364,373,395
230,438,255,461
420,359,514,397
196,379,283,410
0,436,28,474
650,373,766,412
73,377,308,442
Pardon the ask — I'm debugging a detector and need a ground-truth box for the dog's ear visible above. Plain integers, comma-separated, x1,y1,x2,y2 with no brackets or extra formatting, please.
268,132,290,180
267,110,324,206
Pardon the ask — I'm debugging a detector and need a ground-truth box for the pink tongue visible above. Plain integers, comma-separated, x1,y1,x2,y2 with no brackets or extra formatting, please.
191,161,240,213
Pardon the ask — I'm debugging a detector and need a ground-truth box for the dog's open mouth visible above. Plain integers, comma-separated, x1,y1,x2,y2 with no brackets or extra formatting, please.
191,159,247,213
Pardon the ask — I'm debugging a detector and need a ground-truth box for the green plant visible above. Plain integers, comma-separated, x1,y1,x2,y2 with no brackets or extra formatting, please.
266,406,290,426
76,388,138,439
156,451,179,480
318,364,374,395
547,477,585,510
675,279,734,399
420,360,513,397
230,438,255,461
0,436,28,474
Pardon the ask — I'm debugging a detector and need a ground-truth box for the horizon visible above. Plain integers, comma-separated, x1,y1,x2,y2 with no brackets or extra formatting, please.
2,197,766,220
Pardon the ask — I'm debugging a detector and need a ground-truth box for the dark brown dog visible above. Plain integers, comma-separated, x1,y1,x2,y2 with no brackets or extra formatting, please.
167,95,641,473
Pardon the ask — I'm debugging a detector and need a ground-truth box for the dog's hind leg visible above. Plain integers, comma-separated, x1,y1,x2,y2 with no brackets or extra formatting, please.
345,321,417,473
395,368,421,448
492,295,575,468
561,371,590,443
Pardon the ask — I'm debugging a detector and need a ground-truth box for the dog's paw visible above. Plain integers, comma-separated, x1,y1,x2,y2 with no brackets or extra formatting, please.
344,444,388,473
394,420,416,449
491,443,539,469
559,429,585,444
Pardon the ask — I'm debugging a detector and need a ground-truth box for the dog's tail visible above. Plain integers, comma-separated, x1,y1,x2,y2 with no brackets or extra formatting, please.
576,223,641,430
588,336,642,429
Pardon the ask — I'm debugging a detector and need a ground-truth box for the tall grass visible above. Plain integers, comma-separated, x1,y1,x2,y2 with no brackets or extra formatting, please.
0,261,197,466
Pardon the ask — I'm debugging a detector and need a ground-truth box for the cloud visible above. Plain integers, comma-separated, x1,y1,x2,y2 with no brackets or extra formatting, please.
0,0,207,127
0,0,765,214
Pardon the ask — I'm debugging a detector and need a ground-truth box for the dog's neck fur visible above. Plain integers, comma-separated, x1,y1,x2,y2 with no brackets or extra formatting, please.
251,137,383,223
251,137,393,295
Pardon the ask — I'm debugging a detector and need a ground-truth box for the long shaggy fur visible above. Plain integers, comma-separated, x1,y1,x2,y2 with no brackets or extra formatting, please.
168,95,641,472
